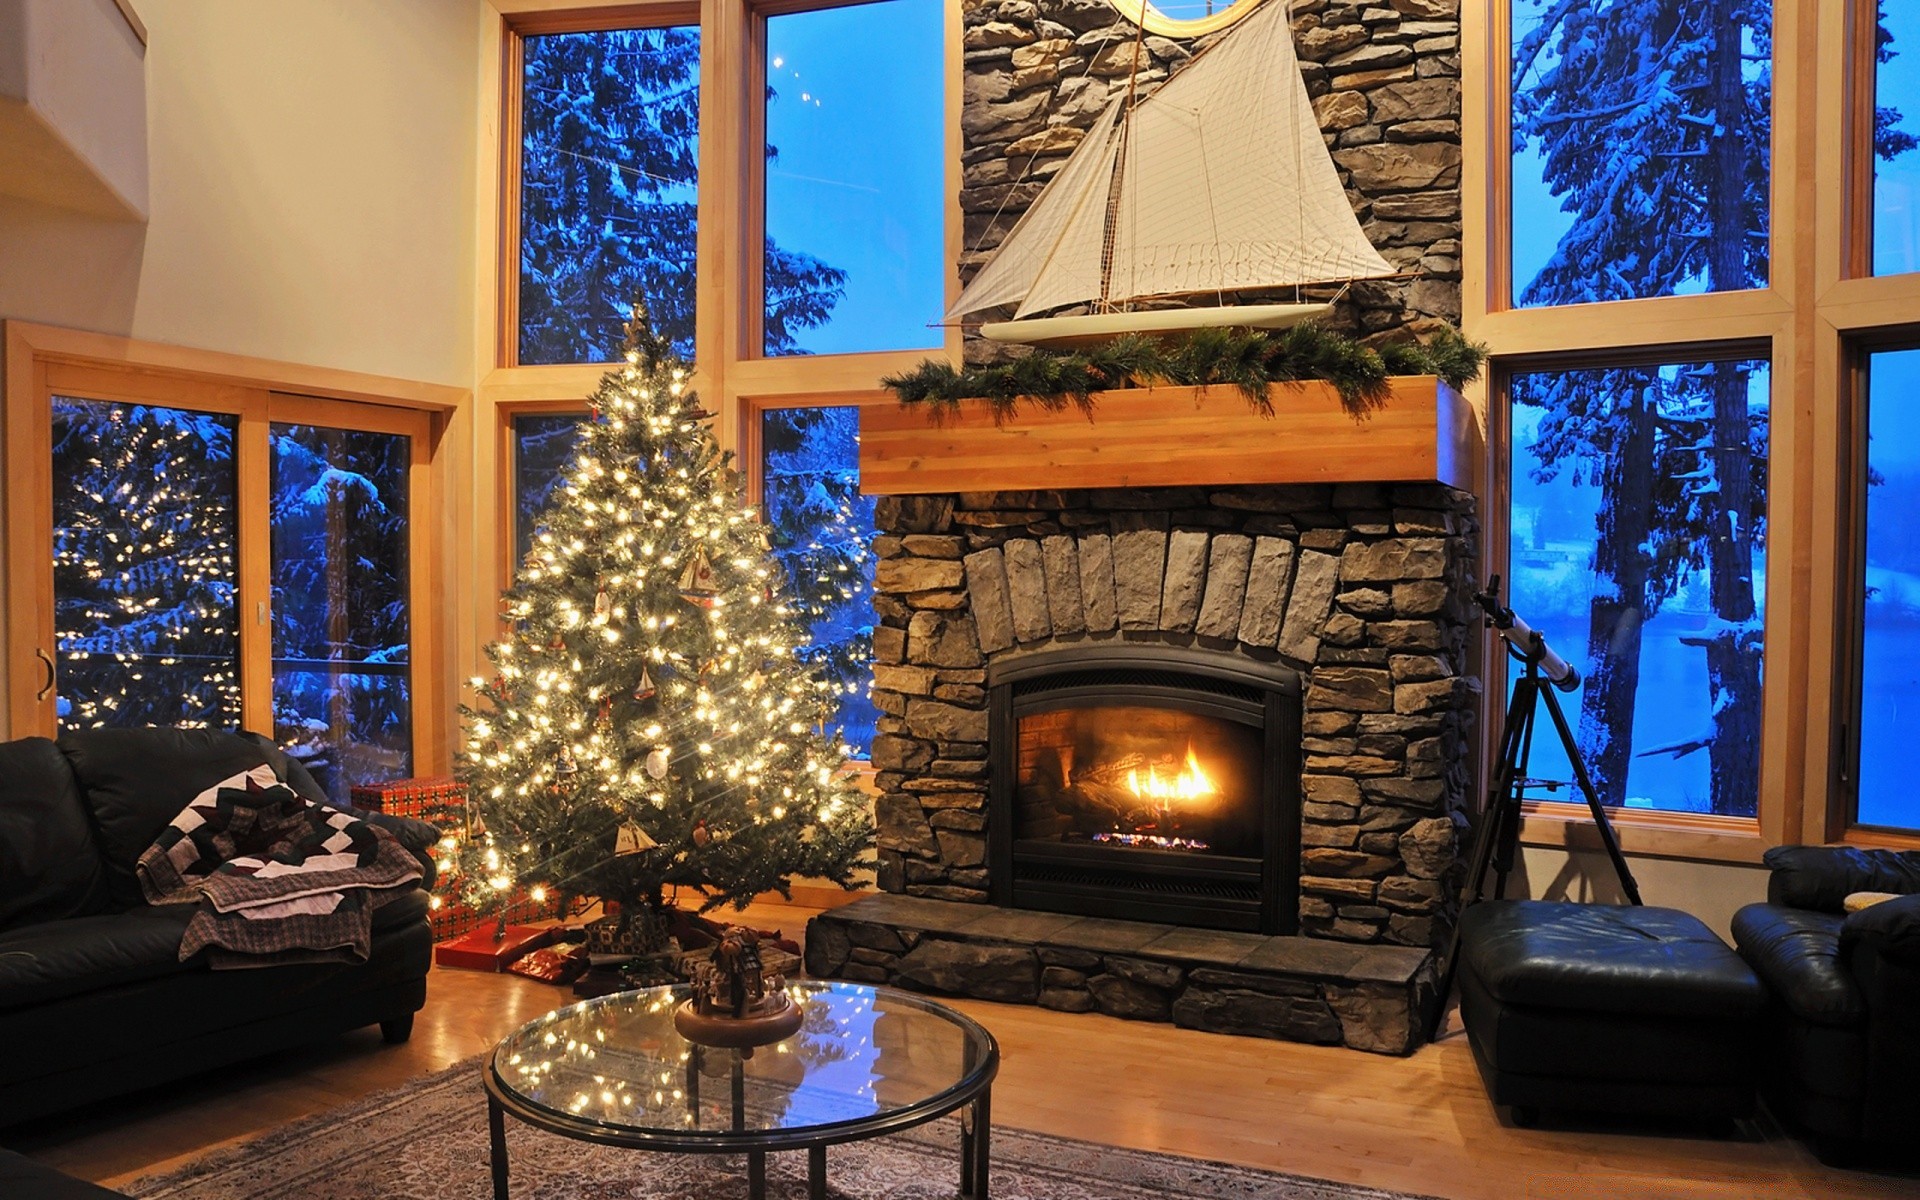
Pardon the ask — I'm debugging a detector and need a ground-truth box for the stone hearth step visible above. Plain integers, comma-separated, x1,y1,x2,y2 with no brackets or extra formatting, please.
804,894,1434,1055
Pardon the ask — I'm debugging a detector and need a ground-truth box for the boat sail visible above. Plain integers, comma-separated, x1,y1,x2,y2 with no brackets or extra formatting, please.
946,0,1396,348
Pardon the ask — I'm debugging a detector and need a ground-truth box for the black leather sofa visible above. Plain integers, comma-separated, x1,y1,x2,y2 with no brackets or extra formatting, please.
1732,845,1920,1161
0,727,439,1129
0,1149,126,1199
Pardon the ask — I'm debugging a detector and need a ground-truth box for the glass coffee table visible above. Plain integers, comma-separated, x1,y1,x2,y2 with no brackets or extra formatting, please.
484,981,999,1200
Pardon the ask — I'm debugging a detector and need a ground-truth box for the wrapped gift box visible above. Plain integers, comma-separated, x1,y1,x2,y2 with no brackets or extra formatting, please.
432,922,566,972
349,775,467,828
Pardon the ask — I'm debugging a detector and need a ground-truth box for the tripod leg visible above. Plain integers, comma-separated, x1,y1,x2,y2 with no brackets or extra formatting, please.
1538,684,1644,905
1490,681,1539,900
1426,677,1534,1041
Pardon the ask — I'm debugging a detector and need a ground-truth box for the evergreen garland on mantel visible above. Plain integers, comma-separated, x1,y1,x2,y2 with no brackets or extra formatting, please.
883,323,1489,426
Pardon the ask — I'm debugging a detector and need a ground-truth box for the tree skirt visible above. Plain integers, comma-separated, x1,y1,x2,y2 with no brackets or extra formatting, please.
123,1057,1439,1200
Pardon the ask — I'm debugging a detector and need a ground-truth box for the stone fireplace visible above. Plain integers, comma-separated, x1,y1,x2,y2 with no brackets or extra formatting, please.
805,483,1479,1054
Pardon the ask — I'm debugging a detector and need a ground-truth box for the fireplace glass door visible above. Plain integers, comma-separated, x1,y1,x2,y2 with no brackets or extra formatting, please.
1015,705,1263,858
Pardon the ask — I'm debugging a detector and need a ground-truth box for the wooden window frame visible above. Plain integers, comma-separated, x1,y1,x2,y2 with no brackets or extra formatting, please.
1465,2,1810,864
0,320,462,775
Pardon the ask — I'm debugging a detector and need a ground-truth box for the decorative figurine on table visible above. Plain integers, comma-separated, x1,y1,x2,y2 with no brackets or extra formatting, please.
673,926,802,1051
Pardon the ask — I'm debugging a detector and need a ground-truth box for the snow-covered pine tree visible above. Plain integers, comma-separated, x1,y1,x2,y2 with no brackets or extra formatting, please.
454,307,872,931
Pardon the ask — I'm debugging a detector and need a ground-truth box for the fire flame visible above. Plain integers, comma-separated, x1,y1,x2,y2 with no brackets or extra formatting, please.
1125,745,1217,806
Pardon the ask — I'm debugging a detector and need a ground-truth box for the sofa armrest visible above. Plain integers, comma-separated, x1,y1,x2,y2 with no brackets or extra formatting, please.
1842,892,1920,968
1762,845,1920,913
1732,902,1864,1026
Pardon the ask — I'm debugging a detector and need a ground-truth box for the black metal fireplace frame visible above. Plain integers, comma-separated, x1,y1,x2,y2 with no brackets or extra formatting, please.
987,644,1303,935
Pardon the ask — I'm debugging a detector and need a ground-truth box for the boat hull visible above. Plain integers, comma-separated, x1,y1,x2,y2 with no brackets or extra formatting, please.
979,302,1335,348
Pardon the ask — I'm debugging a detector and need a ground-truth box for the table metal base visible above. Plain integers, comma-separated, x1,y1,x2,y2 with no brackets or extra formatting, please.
487,1088,992,1200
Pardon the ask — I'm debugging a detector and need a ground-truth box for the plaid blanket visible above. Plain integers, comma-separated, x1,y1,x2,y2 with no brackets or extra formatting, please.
136,764,423,969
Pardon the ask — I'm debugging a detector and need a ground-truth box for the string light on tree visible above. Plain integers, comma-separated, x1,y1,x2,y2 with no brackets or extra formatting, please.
454,304,872,938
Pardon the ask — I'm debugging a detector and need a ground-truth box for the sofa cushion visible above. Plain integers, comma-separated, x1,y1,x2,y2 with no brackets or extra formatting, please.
57,728,278,908
1731,902,1862,1027
1763,845,1920,914
1840,892,1920,967
0,907,196,1010
0,738,110,932
1459,900,1766,1019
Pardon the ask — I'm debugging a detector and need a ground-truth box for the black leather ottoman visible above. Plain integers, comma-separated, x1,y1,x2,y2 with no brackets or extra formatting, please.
1457,900,1767,1126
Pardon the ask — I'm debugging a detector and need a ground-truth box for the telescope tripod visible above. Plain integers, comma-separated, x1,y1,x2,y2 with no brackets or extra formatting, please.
1427,643,1642,1042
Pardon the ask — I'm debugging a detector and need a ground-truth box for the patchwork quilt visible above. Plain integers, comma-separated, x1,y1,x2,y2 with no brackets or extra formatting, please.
136,764,423,968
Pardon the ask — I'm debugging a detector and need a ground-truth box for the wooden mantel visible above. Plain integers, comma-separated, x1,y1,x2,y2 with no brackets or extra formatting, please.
858,376,1479,495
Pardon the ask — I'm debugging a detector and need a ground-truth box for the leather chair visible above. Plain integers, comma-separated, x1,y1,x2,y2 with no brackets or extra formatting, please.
1731,846,1920,1161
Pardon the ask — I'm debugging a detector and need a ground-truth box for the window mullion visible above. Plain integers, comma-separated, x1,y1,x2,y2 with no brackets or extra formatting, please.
236,390,276,737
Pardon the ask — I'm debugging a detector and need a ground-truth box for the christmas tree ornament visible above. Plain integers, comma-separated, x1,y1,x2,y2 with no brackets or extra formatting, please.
593,584,612,623
633,665,657,701
556,746,578,775
645,744,670,779
614,821,657,856
547,631,566,653
595,697,614,735
678,547,719,606
691,819,712,848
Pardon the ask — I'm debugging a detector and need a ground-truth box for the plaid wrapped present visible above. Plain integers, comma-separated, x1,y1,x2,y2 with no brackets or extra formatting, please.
429,881,567,942
349,776,467,828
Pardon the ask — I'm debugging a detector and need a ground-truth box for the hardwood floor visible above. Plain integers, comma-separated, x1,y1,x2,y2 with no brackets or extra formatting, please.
9,900,1915,1200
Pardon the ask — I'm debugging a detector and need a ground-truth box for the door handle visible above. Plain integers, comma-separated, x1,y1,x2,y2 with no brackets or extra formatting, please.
35,648,54,701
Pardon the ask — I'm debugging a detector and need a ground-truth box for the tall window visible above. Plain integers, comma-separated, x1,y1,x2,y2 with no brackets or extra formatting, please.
1510,358,1770,817
1873,2,1920,274
1510,0,1770,306
518,24,703,363
509,412,586,566
760,406,877,752
1853,349,1920,830
51,399,243,729
762,0,945,356
270,423,415,801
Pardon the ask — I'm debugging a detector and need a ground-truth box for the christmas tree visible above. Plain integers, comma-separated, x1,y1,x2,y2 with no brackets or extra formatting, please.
454,307,872,930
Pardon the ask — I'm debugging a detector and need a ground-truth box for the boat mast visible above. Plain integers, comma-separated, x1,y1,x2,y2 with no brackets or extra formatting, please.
1096,19,1150,314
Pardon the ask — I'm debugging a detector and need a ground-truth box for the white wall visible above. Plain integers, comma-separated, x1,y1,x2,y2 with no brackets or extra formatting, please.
0,0,480,386
1510,846,1770,940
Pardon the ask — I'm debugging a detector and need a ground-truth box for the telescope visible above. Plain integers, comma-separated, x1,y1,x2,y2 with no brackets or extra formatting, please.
1475,575,1580,693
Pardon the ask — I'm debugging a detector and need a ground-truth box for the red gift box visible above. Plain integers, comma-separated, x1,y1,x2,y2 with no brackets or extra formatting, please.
350,776,468,828
429,886,567,942
432,922,566,972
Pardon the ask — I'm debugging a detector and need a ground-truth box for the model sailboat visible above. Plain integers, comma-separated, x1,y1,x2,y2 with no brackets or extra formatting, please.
946,0,1397,348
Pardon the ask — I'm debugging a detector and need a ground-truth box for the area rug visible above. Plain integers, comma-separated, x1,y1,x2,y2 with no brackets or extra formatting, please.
124,1056,1439,1200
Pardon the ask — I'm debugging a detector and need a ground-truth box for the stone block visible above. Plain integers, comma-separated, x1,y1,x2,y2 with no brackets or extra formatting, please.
805,917,851,976
905,697,990,743
909,612,985,668
1398,816,1455,879
1104,956,1184,990
873,625,906,665
1341,537,1449,583
868,734,934,773
1194,534,1253,640
1087,973,1172,1020
875,792,940,858
1078,531,1119,632
893,940,1040,1002
1238,536,1297,648
1172,988,1343,1044
872,664,936,695
1313,89,1370,130
1392,580,1450,616
1001,538,1051,643
1278,549,1339,663
1395,678,1462,715
875,557,965,593
963,548,1016,654
1328,983,1418,1055
1038,987,1096,1012
1306,666,1393,713
1371,620,1446,652
875,495,954,534
1332,141,1460,192
1041,535,1086,635
1112,528,1168,629
1159,529,1210,632
935,828,988,868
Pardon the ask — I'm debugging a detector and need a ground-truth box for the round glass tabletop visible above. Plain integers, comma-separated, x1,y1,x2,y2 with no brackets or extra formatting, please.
487,981,998,1149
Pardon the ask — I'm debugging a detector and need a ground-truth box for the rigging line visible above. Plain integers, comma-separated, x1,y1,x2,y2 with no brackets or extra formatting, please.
1100,17,1152,312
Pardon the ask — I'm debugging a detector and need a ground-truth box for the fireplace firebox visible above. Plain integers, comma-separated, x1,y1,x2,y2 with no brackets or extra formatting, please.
988,646,1302,934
